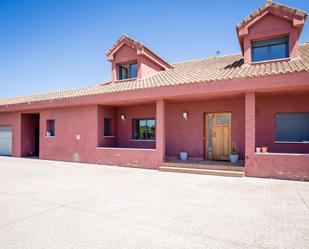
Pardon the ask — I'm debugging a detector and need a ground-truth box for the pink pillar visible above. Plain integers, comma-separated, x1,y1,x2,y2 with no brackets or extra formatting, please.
111,63,117,82
13,113,22,157
245,92,256,162
156,99,165,162
243,38,251,64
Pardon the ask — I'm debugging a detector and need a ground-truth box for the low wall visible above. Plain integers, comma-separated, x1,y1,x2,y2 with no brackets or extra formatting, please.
95,147,161,169
245,153,309,181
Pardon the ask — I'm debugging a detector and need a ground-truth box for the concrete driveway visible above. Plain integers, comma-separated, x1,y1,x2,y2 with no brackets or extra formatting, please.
0,157,308,249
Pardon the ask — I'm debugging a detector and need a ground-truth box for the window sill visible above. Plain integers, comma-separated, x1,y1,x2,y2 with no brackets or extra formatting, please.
96,147,156,151
255,152,309,156
115,78,137,83
250,57,290,65
274,141,309,144
131,139,156,142
45,136,55,138
103,136,115,138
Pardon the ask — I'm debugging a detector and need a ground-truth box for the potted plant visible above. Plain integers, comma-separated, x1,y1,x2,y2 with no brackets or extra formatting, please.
179,151,189,161
262,147,268,153
229,143,239,163
256,147,261,153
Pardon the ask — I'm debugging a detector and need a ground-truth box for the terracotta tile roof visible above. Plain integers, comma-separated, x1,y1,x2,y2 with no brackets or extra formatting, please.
1,43,309,107
237,0,307,30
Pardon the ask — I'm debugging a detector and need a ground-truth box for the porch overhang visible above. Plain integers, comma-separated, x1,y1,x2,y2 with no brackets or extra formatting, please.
1,71,309,113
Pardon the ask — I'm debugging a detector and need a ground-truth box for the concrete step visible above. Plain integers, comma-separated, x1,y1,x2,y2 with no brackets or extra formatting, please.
159,166,245,177
161,162,244,172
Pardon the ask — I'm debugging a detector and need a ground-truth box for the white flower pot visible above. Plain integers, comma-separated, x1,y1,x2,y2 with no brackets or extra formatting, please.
229,154,239,163
179,152,188,161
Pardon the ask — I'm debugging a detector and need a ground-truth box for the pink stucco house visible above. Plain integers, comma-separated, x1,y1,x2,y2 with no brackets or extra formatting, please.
0,1,309,180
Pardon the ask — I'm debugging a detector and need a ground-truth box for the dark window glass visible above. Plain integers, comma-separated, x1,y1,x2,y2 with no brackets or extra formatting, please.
46,120,55,136
271,43,288,60
133,119,155,140
276,113,309,142
104,118,112,136
118,63,138,80
119,64,129,80
252,46,268,62
130,63,138,78
252,37,289,62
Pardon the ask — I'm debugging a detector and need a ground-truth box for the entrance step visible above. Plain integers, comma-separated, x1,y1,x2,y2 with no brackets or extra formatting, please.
159,166,244,177
161,161,244,172
159,160,245,177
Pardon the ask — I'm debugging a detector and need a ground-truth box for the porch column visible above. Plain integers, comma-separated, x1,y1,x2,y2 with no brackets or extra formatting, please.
156,99,166,162
245,92,256,160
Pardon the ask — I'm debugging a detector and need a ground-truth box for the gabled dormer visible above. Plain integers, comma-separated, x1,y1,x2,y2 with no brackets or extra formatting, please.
107,35,172,82
237,0,307,64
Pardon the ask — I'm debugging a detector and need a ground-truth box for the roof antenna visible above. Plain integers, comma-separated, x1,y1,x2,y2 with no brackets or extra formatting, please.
215,51,221,57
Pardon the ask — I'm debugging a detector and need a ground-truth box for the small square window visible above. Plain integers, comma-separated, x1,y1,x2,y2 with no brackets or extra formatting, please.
133,119,155,140
46,120,55,137
118,63,138,80
104,118,112,136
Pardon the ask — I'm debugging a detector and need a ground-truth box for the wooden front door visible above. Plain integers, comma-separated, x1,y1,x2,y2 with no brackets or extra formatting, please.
205,113,231,160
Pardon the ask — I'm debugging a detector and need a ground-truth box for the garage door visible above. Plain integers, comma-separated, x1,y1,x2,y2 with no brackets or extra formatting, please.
0,126,12,156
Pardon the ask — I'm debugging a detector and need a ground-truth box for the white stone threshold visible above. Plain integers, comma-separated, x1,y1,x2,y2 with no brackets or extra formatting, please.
96,147,156,151
255,152,309,156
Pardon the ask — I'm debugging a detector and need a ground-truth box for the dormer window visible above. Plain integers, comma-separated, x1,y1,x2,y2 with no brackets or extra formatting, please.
107,35,172,81
251,36,289,63
118,62,137,80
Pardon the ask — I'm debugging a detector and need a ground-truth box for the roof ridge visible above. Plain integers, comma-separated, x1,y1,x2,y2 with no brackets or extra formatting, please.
237,1,307,29
172,53,242,65
271,1,307,16
106,34,140,55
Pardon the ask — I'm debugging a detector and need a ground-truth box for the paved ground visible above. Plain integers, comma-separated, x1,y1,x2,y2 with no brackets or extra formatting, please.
0,157,308,249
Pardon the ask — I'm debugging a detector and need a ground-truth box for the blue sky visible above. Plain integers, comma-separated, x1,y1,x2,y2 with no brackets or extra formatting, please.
0,0,308,98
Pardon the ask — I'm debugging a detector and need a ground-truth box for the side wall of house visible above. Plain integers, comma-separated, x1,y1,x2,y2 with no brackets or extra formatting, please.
40,106,98,163
139,56,163,79
39,105,160,168
0,112,21,157
165,98,246,159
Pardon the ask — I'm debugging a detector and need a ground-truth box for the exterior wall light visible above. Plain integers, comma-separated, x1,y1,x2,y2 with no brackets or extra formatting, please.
121,114,126,121
182,112,188,120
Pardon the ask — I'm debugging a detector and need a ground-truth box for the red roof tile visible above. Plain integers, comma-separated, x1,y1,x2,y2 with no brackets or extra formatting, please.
1,43,309,107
